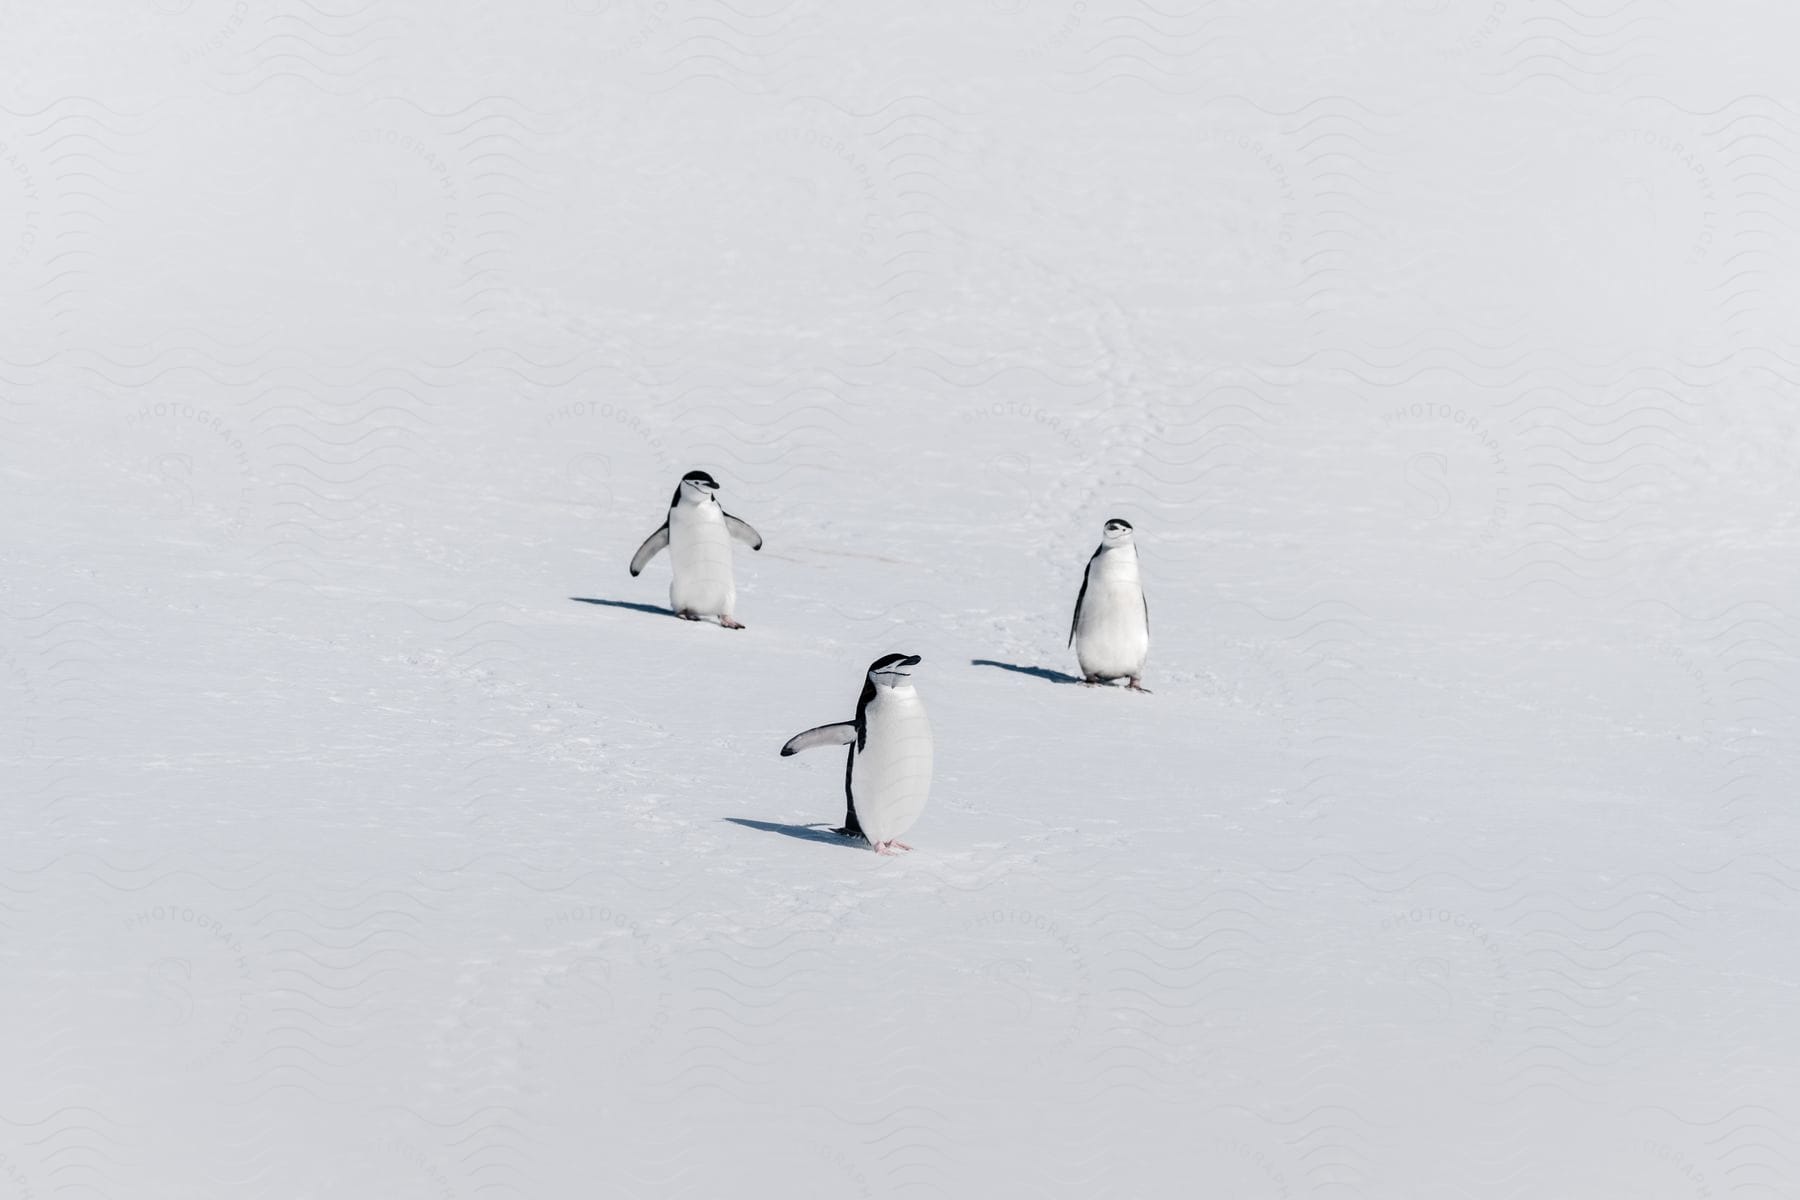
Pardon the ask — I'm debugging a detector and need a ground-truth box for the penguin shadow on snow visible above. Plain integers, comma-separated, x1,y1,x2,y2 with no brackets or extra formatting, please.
721,818,866,850
969,658,1085,686
569,596,678,619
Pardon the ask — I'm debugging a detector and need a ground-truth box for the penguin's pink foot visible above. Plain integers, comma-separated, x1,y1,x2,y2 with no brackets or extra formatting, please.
719,616,746,630
874,841,902,856
1082,675,1103,687
1127,678,1152,693
677,610,702,621
891,841,913,851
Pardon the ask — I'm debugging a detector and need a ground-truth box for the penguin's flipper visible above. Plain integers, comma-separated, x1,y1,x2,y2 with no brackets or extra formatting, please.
629,522,670,576
1069,552,1096,646
779,722,856,756
723,512,763,550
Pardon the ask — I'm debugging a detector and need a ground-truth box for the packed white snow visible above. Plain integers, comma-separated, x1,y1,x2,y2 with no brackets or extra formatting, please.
3,3,1798,1196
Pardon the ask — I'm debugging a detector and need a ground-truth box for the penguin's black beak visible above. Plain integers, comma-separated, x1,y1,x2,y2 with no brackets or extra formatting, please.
900,654,922,667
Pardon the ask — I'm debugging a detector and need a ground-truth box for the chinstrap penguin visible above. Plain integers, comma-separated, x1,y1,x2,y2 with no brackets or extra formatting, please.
780,654,933,855
1070,517,1150,691
629,470,762,628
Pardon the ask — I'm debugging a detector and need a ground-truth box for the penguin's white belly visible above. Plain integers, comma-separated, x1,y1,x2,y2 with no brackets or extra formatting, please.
667,507,735,616
852,693,932,845
1076,582,1149,678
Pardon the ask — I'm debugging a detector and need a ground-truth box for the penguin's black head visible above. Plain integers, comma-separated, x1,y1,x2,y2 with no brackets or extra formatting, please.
1101,517,1135,543
675,471,721,504
868,653,922,684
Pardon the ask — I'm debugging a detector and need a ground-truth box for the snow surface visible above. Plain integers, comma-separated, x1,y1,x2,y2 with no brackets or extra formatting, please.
4,3,1800,1196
